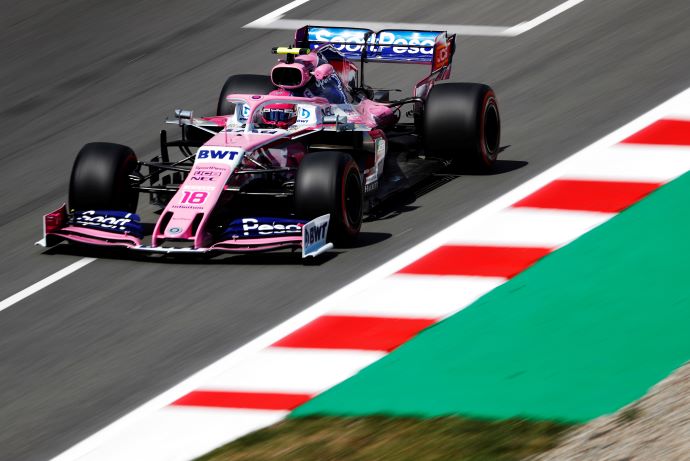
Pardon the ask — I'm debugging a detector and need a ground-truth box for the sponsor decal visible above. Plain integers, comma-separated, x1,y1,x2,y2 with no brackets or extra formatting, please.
241,104,251,119
375,137,386,178
304,222,328,246
308,73,348,104
364,135,386,185
195,165,225,171
72,210,144,237
241,218,301,236
172,204,203,210
221,217,305,239
433,39,450,71
376,31,435,56
236,104,250,122
365,179,379,193
190,169,222,182
197,149,240,161
296,105,317,124
307,28,437,62
168,227,182,234
302,214,330,257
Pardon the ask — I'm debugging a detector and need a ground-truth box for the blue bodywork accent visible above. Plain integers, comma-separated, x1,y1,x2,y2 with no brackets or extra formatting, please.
222,217,306,239
71,210,144,238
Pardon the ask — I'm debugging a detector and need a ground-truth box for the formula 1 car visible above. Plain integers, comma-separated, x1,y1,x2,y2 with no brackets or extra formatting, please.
39,26,501,258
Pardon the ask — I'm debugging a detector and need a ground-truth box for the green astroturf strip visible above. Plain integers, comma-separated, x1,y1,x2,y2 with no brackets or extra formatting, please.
292,172,690,423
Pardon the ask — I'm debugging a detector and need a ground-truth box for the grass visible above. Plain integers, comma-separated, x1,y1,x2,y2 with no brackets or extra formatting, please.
195,416,574,461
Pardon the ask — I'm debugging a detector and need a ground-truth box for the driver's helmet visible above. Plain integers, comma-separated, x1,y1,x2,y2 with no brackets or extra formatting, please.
261,103,297,129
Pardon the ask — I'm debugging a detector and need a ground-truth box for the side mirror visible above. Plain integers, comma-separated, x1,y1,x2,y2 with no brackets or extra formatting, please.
323,114,346,124
174,109,193,126
323,115,354,132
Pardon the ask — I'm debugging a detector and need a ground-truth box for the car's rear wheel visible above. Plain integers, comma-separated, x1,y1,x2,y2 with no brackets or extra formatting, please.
69,142,138,212
217,74,276,116
295,151,363,246
423,82,501,169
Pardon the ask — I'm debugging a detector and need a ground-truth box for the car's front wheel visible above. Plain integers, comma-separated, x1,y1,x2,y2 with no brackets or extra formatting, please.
69,142,138,212
295,151,363,246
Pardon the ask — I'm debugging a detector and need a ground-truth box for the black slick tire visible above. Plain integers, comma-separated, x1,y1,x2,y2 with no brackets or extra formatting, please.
423,83,501,169
295,151,363,246
217,74,276,116
69,142,138,212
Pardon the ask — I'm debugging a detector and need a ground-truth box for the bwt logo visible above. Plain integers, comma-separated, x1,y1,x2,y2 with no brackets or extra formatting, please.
197,150,239,161
304,222,328,246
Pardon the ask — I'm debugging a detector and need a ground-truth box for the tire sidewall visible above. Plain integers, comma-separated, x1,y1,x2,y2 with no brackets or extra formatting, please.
423,82,500,169
479,90,500,167
338,158,363,239
69,142,138,212
295,151,363,245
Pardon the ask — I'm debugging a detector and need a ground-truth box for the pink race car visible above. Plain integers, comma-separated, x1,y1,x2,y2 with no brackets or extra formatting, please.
39,26,501,258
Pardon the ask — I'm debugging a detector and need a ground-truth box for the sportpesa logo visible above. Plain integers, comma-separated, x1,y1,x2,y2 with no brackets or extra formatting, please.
72,210,144,237
308,28,437,56
241,218,301,236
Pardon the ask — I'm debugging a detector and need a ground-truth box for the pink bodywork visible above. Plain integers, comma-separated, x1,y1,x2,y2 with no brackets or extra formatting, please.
151,94,330,250
40,26,456,256
41,93,386,253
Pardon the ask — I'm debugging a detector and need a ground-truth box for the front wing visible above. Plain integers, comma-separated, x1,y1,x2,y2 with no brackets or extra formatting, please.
37,205,333,258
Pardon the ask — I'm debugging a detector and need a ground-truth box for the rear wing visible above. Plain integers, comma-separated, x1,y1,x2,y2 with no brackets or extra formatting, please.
294,26,455,72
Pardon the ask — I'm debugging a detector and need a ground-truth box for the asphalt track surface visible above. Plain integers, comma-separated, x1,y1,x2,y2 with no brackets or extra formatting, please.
1,0,689,459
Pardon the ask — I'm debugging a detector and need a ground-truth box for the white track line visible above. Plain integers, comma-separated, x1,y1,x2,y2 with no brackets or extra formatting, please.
504,0,586,35
76,407,288,461
248,19,514,37
243,0,586,37
0,257,95,313
52,87,690,461
243,0,312,28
